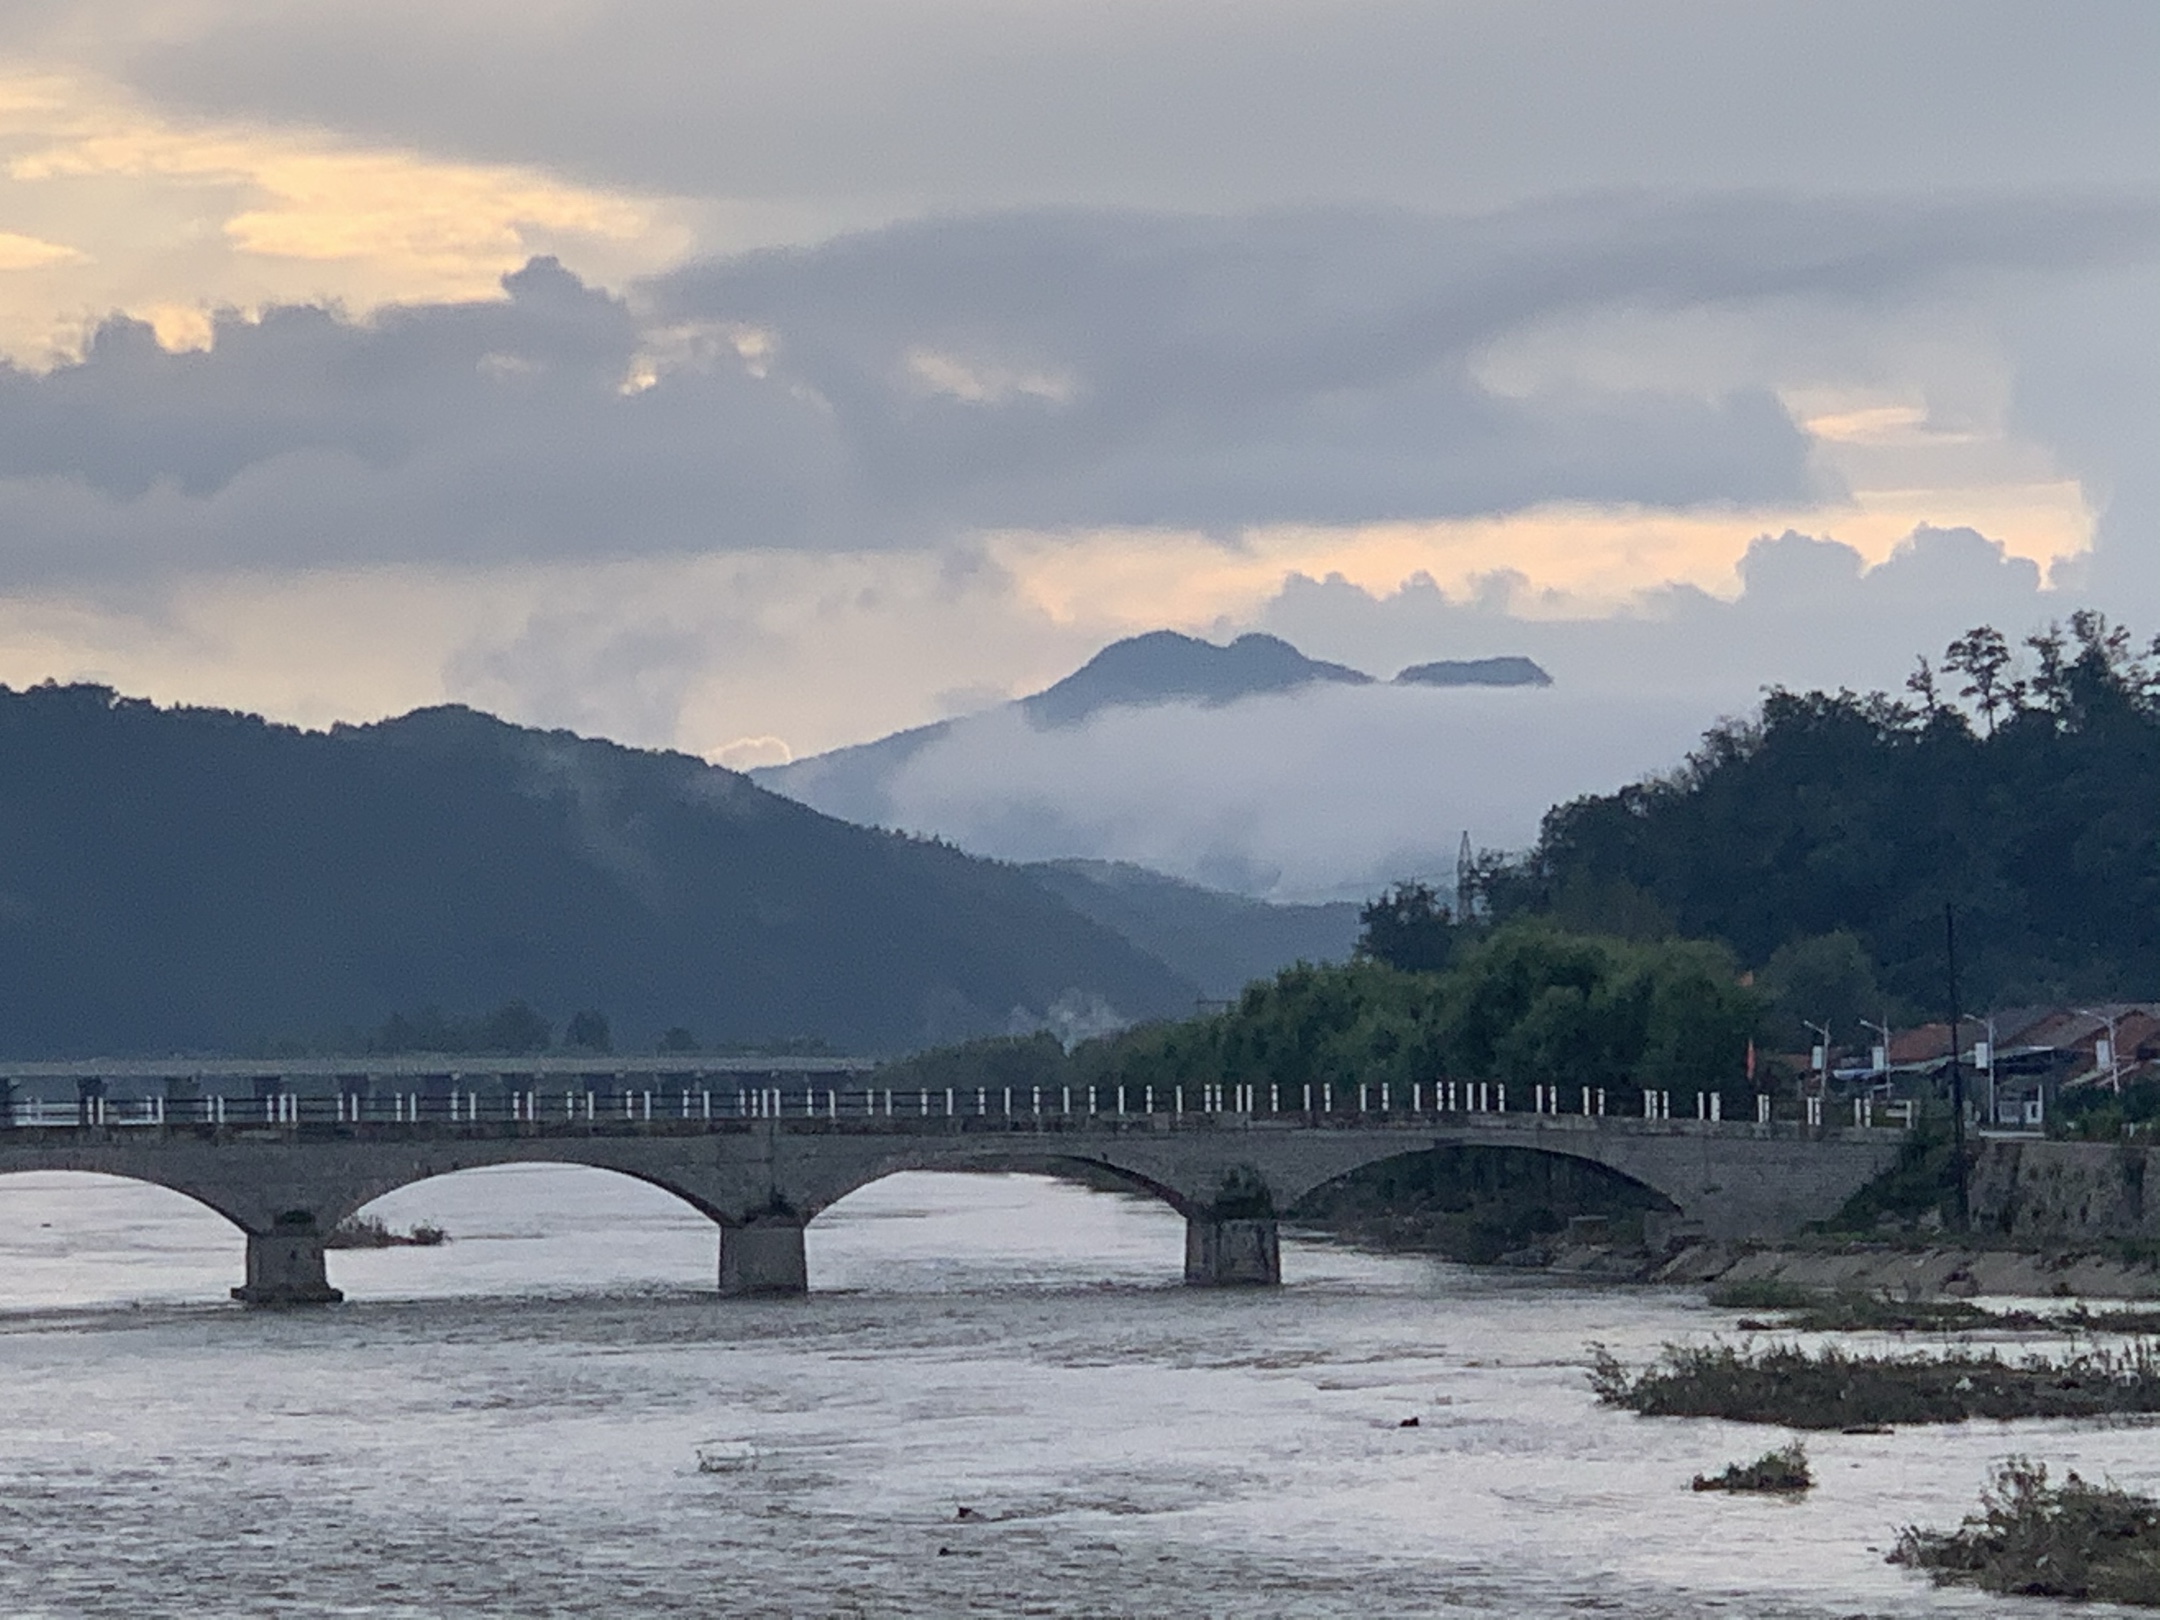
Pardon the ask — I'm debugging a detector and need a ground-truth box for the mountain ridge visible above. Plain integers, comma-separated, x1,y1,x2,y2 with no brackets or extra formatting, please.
0,684,1197,1057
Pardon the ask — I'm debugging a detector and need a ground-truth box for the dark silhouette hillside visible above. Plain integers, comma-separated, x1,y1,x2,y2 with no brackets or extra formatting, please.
1483,615,2160,1011
0,685,1195,1056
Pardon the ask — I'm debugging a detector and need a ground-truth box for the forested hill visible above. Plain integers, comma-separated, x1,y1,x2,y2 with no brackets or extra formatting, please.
1490,615,2160,1009
0,684,1195,1057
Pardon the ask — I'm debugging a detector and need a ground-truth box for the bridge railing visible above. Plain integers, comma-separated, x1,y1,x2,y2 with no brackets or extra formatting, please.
0,1078,1910,1136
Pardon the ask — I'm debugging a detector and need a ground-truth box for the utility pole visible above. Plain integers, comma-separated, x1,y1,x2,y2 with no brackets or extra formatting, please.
1945,902,1968,1229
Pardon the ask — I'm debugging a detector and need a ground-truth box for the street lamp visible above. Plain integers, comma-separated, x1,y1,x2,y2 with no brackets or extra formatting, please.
1802,1019,1832,1100
1858,1016,1893,1086
2075,1008,2123,1094
1977,1014,1998,1127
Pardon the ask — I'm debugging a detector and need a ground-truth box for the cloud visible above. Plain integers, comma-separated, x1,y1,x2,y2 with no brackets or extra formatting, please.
0,193,2148,593
879,682,1712,901
0,68,697,364
784,521,2079,900
0,230,81,270
34,2,2158,217
1260,524,2061,702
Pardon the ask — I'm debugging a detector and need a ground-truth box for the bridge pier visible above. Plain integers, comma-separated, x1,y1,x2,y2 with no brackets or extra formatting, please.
1183,1216,1280,1286
232,1223,343,1306
719,1216,809,1296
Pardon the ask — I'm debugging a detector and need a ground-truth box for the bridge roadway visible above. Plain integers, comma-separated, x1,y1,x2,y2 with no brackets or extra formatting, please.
0,1071,1909,1304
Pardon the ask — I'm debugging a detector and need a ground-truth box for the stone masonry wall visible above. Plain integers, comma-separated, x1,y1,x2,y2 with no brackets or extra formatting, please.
1970,1140,2158,1242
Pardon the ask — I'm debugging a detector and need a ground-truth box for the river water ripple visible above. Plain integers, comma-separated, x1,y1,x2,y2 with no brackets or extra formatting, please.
0,1166,2141,1616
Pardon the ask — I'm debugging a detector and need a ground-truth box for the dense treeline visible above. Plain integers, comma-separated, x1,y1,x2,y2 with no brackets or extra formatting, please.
1482,614,2160,1021
889,922,1765,1111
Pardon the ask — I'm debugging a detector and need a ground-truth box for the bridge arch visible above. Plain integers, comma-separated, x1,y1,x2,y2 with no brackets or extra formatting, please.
323,1154,744,1233
0,1167,251,1308
1290,1141,1678,1261
0,1157,262,1233
796,1150,1203,1223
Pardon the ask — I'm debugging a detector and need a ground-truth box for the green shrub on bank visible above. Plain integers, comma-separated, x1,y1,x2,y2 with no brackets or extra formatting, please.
1692,1441,1812,1493
1893,1458,2160,1605
1590,1339,2160,1428
1704,1278,1816,1311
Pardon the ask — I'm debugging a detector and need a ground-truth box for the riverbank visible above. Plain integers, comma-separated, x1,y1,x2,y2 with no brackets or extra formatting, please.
1314,1223,2160,1300
1649,1239,2160,1301
1304,1134,2160,1298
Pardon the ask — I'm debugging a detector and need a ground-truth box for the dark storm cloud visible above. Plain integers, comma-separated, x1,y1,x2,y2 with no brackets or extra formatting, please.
0,195,2152,585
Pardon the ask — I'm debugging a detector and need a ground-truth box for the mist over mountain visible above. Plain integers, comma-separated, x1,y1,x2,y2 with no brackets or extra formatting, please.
752,630,1559,882
0,683,1199,1057
1019,859,1363,1001
753,631,1384,827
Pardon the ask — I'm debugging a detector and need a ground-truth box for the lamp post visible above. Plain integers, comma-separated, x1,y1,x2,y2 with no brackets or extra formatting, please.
2075,1008,2123,1094
1859,1016,1892,1087
1802,1019,1832,1110
1977,1014,1998,1127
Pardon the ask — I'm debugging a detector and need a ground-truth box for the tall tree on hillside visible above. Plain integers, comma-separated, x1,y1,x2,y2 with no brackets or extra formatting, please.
1943,625,2020,735
1357,880,1456,974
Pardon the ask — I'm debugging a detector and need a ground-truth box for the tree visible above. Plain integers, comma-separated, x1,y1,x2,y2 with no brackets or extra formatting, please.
1942,625,2020,735
1904,655,1944,714
658,1025,699,1053
564,1009,612,1053
1757,932,1886,1045
477,999,551,1055
1358,879,1456,974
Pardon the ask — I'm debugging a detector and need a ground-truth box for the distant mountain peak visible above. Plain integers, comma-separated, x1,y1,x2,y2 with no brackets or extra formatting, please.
1393,656,1552,689
1020,630,1373,728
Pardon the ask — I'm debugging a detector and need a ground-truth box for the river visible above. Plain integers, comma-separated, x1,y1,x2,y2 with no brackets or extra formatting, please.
0,1165,2138,1616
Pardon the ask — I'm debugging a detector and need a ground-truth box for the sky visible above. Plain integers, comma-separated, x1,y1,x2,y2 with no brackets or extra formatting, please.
0,2,2155,892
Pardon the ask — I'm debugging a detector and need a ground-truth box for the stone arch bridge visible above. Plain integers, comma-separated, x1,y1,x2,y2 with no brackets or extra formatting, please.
0,1059,1908,1303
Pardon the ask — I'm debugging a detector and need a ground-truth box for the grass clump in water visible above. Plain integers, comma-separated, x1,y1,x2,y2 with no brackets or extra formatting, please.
1589,1339,2160,1428
1716,1288,2160,1336
326,1215,447,1249
1743,1293,2042,1334
1704,1278,1816,1312
1691,1441,1811,1494
1892,1458,2160,1604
